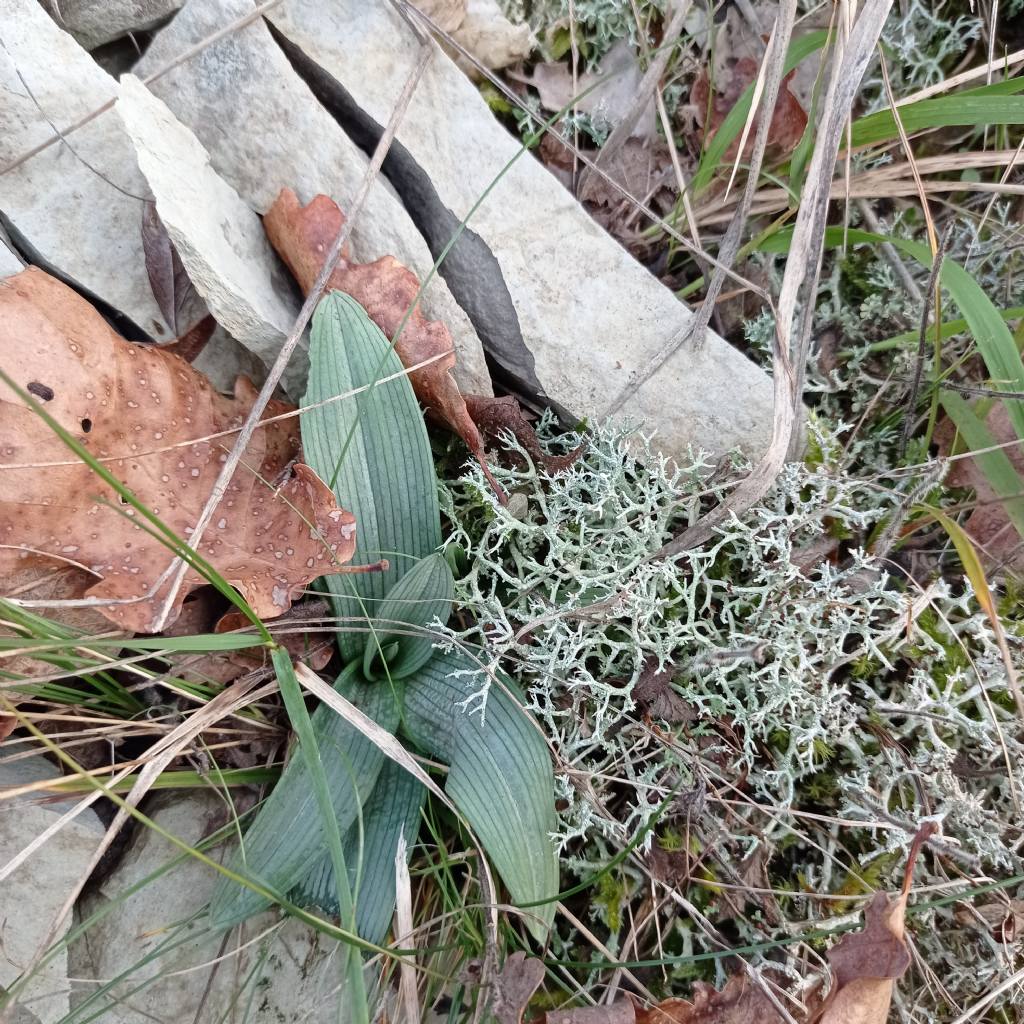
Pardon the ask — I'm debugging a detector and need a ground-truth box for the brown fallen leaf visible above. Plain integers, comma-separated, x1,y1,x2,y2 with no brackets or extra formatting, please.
0,563,124,739
463,394,586,475
935,404,1024,570
0,268,367,633
631,656,695,724
490,951,545,1024
812,822,937,1024
263,189,506,501
691,58,807,163
540,975,786,1024
141,200,206,339
635,975,787,1024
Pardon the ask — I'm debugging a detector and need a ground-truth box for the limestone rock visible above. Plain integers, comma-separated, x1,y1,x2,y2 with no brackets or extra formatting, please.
115,75,306,392
136,0,492,395
0,756,105,1024
39,0,182,50
0,0,171,339
269,0,776,462
69,791,356,1023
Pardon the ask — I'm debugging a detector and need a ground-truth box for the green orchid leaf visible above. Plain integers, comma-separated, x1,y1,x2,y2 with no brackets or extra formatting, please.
403,649,558,941
364,553,454,681
302,293,442,660
293,760,425,944
208,663,402,927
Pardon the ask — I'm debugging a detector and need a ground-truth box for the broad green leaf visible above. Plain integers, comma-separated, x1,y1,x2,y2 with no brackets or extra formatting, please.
758,227,1024,438
294,760,425,944
940,392,1024,541
692,30,830,195
208,663,401,927
850,77,1024,149
364,553,454,681
403,650,558,941
302,293,441,660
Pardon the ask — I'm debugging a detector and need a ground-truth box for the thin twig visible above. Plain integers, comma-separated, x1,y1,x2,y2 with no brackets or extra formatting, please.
149,44,433,632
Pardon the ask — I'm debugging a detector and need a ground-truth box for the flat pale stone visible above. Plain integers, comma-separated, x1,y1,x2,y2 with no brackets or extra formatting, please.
0,243,23,278
39,0,183,50
0,0,172,339
0,757,105,1024
69,791,357,1023
270,0,775,461
136,0,492,395
115,75,307,392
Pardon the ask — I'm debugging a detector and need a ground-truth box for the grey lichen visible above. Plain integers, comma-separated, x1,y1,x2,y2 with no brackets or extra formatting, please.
440,416,1024,1016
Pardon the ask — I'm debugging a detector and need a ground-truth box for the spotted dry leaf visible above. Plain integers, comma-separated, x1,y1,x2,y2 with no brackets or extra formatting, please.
0,268,359,633
263,189,505,500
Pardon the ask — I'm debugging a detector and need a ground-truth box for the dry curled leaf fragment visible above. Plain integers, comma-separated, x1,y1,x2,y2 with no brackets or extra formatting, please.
935,404,1024,570
141,200,206,338
464,394,586,475
263,189,506,500
635,974,787,1024
490,951,545,1024
813,822,937,1024
691,59,807,162
0,268,362,633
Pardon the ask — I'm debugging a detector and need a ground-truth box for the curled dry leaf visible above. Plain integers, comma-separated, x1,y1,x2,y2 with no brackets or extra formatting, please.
812,822,937,1024
935,404,1024,571
538,975,786,1024
262,189,503,490
490,951,545,1024
463,394,586,474
0,268,362,633
691,59,807,163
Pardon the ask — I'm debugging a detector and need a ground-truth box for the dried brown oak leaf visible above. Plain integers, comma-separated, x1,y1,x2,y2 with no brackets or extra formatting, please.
691,59,807,163
0,268,360,634
812,822,936,1024
540,975,787,1024
464,394,585,474
263,189,508,501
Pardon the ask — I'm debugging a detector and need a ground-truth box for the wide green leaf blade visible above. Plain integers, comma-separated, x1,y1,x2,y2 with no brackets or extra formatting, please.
302,293,442,660
294,760,425,944
940,391,1024,542
208,663,401,927
403,650,558,941
849,77,1024,148
364,553,454,681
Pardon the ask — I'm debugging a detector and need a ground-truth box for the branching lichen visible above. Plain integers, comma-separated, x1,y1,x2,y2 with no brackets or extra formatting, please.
441,416,1024,1017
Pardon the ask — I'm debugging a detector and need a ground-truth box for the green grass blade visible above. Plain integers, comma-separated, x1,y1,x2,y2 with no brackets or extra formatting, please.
759,227,1024,437
403,649,558,941
302,294,442,661
363,553,454,681
939,391,1024,541
849,76,1024,148
271,647,368,1024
